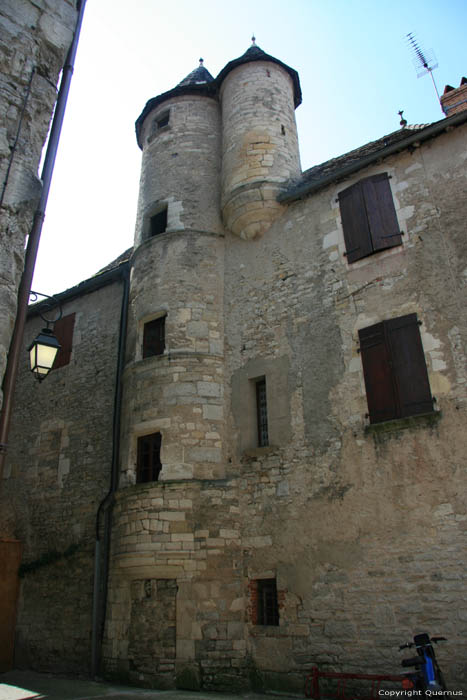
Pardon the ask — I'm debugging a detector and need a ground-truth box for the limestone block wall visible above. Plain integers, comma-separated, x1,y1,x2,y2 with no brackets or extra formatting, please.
0,0,77,404
220,60,301,239
121,231,225,483
223,123,467,690
103,479,247,690
134,95,223,245
0,278,125,673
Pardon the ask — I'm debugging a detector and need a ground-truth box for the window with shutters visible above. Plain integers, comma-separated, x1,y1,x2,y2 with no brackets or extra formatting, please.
143,316,165,358
137,432,162,483
52,313,75,369
338,173,402,263
256,377,269,447
359,314,434,424
256,579,279,626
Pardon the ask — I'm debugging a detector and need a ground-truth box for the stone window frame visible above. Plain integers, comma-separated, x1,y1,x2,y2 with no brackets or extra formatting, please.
136,310,168,362
248,577,280,627
143,201,169,240
136,431,162,483
147,109,171,144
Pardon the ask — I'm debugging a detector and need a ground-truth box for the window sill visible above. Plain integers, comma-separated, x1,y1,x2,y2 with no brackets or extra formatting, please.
243,446,277,459
365,410,441,436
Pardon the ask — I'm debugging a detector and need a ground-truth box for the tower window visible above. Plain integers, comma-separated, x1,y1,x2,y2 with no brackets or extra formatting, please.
256,377,269,447
156,111,170,129
257,579,279,626
150,207,168,237
137,432,162,483
143,316,165,358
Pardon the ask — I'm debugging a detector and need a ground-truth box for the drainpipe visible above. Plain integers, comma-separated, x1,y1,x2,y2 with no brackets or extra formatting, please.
0,0,87,477
91,263,130,677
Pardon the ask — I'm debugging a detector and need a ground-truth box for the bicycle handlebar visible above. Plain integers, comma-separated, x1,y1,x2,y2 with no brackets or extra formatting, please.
399,636,447,651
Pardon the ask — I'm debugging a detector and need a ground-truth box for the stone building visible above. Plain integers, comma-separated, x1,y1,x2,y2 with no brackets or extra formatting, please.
1,38,467,691
0,0,79,671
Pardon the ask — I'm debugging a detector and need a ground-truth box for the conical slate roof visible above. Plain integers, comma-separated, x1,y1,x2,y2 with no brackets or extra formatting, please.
178,59,215,87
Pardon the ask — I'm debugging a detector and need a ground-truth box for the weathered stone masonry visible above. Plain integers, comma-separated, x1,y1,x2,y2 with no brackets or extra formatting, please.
1,36,467,692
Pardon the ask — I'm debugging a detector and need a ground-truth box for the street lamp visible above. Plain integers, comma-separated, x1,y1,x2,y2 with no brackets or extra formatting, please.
27,292,62,382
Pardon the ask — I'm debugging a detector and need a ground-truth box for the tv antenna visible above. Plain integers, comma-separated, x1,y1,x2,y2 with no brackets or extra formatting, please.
407,32,441,106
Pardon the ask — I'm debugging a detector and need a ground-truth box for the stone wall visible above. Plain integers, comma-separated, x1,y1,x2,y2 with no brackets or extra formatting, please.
0,0,77,405
0,276,125,673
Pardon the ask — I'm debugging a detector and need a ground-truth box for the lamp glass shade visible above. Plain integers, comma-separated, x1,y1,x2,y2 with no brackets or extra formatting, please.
28,328,61,381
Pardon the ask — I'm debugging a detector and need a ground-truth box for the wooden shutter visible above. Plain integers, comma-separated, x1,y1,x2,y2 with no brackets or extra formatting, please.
362,173,402,252
359,322,398,423
53,313,75,369
386,314,433,417
143,316,165,358
338,182,373,263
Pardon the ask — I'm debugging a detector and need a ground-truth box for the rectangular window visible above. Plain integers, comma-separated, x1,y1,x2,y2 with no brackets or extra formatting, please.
257,579,279,626
156,111,170,129
137,432,162,483
143,316,165,358
359,314,433,424
338,173,402,263
52,313,75,369
256,377,269,447
150,207,168,237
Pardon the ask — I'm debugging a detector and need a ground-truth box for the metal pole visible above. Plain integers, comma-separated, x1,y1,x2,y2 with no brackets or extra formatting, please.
0,0,87,477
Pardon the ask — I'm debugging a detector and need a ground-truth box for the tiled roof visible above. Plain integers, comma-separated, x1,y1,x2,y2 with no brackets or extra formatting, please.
178,61,215,87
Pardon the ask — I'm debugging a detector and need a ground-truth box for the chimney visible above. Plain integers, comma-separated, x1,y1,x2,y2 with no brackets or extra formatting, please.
441,77,467,116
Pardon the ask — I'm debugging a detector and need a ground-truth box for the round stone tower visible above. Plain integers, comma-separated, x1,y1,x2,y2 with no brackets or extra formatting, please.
121,60,225,486
218,40,302,239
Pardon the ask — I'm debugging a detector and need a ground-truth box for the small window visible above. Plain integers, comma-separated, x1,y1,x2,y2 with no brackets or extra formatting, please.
257,579,279,626
150,207,168,237
359,313,434,424
52,313,75,369
156,111,170,129
256,377,269,447
137,432,162,483
338,173,402,263
143,316,165,358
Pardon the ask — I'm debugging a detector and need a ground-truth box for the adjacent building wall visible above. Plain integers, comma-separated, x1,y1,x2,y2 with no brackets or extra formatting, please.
0,275,126,673
0,0,77,405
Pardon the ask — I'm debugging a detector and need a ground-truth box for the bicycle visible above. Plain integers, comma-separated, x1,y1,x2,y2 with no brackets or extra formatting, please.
399,632,447,691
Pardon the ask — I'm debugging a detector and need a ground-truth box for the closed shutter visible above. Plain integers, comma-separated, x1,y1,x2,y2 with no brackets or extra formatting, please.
338,182,373,263
359,322,398,423
362,173,402,252
386,314,433,417
53,313,75,369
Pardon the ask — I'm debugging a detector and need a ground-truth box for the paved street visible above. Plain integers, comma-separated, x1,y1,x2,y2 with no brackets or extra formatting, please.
0,671,296,700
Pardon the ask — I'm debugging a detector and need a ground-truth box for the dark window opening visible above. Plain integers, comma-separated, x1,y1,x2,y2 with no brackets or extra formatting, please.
257,579,279,626
52,313,75,369
156,112,170,129
256,377,269,447
137,432,162,483
143,316,165,358
150,207,168,237
359,313,434,425
338,172,402,263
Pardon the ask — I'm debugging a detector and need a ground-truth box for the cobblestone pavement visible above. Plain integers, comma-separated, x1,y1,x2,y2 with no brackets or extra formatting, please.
0,671,297,700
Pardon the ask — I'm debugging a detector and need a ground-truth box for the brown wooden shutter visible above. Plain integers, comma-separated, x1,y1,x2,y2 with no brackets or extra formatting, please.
362,173,402,252
359,322,398,423
386,314,433,417
53,313,75,369
338,182,373,263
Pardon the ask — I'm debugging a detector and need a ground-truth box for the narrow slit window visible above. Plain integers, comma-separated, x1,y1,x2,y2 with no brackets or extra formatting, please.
137,432,162,483
257,579,279,626
256,377,269,447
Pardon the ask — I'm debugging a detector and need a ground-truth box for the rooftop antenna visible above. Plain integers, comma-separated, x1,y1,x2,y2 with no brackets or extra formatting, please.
406,32,442,110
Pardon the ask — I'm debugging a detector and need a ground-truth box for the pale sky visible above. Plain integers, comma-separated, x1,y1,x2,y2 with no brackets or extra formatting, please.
32,0,467,296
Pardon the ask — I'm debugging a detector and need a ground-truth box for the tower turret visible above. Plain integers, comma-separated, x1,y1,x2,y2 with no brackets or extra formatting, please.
218,40,302,239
